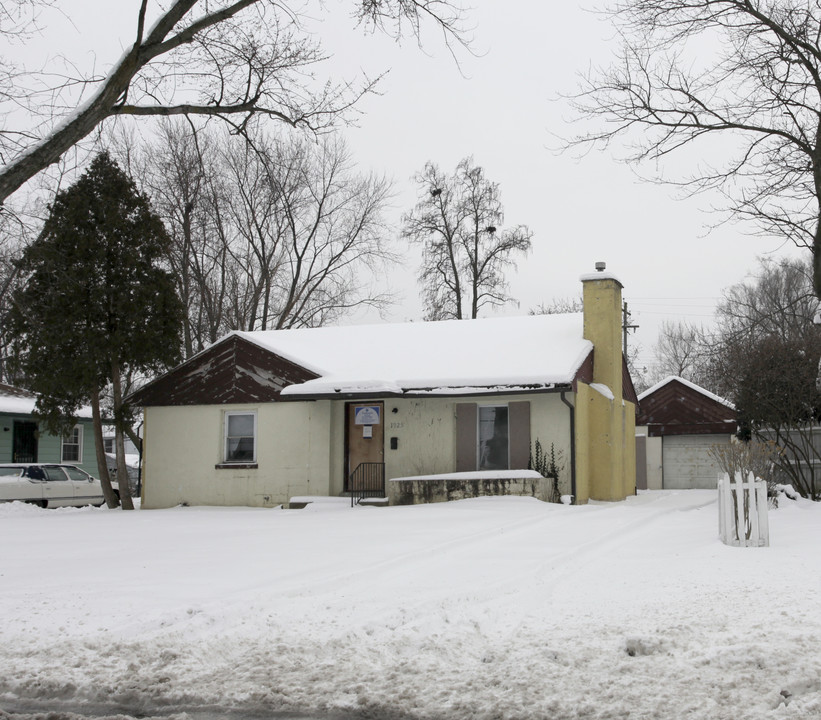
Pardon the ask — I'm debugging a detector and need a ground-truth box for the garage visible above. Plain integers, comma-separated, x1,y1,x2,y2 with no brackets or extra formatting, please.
637,376,737,491
662,433,732,489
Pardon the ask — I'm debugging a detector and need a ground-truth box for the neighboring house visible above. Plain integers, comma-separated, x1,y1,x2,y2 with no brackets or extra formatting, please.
130,268,639,508
102,430,139,457
102,427,141,493
636,376,737,490
0,383,101,478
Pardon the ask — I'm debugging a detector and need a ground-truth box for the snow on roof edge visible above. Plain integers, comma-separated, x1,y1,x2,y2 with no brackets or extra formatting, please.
638,375,734,409
279,337,593,397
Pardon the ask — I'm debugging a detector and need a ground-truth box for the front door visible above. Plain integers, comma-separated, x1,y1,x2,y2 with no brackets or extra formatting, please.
346,402,384,490
13,421,38,462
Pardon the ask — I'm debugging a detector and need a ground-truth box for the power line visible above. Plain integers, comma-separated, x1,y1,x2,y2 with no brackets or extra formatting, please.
634,310,717,318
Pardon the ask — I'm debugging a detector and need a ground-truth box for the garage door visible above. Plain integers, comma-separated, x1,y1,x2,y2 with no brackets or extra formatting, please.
662,434,731,489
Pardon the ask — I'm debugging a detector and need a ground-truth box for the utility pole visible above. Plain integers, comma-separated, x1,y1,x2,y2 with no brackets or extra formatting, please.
622,300,639,355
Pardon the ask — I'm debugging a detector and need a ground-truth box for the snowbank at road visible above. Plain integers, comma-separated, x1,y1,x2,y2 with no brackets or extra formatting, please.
1,491,821,719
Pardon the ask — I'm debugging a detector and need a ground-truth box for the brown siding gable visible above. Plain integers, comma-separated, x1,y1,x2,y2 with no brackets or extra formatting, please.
129,335,320,407
637,378,737,436
571,350,638,408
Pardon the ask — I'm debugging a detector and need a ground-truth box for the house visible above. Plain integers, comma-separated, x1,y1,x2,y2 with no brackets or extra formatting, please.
101,427,141,493
130,267,638,508
636,376,737,489
0,383,101,478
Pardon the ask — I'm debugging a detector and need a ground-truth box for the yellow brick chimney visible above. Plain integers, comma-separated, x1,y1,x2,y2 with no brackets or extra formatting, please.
575,263,636,502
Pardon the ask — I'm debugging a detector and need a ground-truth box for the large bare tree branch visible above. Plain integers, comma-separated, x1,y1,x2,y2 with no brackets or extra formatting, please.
566,1,821,295
0,0,468,205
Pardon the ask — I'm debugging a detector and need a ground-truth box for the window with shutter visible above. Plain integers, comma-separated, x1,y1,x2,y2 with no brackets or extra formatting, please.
455,401,531,472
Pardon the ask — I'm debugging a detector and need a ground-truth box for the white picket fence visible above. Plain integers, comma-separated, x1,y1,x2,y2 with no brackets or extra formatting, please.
718,473,769,547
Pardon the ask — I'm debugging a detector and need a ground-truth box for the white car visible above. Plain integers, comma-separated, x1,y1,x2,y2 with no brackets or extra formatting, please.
0,463,119,508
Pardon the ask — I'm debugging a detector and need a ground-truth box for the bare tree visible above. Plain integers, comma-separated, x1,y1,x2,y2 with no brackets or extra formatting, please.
647,320,713,389
689,256,821,498
266,136,396,329
217,132,396,332
120,121,231,356
125,122,395,354
402,157,533,320
0,0,468,206
0,233,22,382
569,1,821,296
715,255,818,346
529,297,583,315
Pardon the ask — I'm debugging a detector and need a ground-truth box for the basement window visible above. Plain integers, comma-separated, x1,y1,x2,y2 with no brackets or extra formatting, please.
223,411,257,464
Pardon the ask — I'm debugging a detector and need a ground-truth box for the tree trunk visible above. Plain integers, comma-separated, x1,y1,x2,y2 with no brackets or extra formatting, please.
91,389,119,509
125,425,143,454
111,360,135,510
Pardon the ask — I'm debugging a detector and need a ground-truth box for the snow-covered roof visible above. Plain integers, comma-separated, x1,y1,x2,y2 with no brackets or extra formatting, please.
638,375,734,409
0,383,94,419
0,384,38,416
231,313,592,396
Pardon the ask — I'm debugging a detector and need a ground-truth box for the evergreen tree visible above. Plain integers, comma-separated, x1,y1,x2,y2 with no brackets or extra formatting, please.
9,152,184,509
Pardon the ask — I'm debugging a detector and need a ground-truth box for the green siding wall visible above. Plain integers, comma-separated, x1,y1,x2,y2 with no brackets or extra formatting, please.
0,413,101,479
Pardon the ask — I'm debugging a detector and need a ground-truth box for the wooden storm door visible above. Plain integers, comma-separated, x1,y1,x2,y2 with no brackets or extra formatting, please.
346,402,384,490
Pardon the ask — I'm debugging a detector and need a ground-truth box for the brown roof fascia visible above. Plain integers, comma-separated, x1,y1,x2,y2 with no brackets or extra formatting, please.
572,350,594,392
280,384,574,402
129,335,320,407
645,421,738,437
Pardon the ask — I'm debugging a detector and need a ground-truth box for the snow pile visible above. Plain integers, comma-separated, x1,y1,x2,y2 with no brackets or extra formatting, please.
2,491,821,719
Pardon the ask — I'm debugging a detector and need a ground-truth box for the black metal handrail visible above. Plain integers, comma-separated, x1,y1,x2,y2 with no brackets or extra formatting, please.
349,462,385,506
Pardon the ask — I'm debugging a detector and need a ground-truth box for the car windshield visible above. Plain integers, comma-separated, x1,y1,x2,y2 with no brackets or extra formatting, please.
0,467,22,477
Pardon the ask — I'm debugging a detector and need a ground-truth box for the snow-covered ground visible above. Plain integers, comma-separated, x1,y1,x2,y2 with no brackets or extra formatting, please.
1,491,820,719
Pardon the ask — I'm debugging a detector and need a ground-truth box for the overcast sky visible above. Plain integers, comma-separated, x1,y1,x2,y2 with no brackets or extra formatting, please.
10,1,807,376
318,0,806,374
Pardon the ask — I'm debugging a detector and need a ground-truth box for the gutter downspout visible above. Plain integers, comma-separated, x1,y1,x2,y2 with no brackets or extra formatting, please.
561,391,576,505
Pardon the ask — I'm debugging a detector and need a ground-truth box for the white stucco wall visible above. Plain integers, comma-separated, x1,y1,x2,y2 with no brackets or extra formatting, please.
142,392,575,508
329,393,575,497
142,401,332,508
